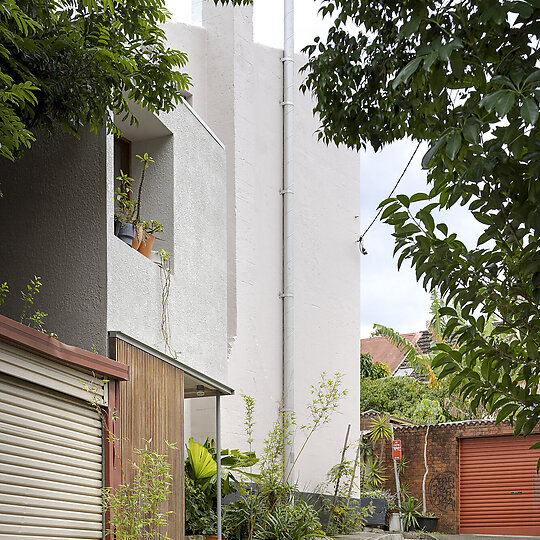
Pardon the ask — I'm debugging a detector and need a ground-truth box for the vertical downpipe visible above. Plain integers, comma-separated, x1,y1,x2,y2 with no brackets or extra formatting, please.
282,0,295,483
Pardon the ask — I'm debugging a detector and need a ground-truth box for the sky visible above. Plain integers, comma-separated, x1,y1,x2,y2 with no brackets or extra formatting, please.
166,0,484,338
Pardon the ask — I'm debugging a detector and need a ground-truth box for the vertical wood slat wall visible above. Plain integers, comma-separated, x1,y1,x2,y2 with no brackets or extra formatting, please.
110,338,184,540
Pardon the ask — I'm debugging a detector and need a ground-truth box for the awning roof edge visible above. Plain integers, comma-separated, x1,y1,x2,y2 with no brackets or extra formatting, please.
108,331,234,396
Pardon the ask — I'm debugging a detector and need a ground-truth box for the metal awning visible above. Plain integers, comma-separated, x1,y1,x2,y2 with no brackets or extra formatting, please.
108,331,234,397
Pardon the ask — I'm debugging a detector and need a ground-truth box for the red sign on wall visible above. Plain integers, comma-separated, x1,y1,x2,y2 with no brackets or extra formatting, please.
392,439,402,460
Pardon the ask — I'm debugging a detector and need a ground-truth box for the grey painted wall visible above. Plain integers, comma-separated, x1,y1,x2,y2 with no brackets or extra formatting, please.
0,102,228,388
0,129,108,353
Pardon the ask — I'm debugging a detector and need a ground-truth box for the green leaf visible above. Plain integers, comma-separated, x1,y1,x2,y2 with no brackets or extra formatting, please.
392,57,423,89
522,417,538,436
410,192,430,203
524,69,540,86
449,50,463,78
431,64,446,95
521,97,539,124
381,202,401,219
399,16,421,39
480,89,508,112
186,438,216,481
422,135,447,168
445,132,462,160
495,403,516,424
396,194,410,207
494,91,516,117
509,1,534,17
463,117,482,143
436,222,448,235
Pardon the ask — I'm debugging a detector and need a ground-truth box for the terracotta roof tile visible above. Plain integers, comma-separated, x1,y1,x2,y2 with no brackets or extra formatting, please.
361,331,423,373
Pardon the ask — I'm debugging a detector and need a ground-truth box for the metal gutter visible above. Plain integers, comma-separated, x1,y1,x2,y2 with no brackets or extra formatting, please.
108,331,234,395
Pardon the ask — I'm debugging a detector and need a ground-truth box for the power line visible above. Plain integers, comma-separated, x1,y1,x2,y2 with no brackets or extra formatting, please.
357,142,421,255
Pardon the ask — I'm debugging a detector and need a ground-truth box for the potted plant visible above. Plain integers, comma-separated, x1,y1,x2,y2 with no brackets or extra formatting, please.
416,513,439,532
399,495,421,532
114,171,142,248
115,153,162,253
138,220,164,258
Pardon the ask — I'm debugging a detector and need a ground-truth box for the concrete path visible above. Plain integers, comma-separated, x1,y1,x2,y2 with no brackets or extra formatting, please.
332,533,540,540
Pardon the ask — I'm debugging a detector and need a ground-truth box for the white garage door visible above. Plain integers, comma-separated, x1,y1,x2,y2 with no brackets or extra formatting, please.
0,373,104,539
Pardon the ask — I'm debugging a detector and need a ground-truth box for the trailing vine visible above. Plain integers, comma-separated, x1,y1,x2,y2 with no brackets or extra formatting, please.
157,250,176,358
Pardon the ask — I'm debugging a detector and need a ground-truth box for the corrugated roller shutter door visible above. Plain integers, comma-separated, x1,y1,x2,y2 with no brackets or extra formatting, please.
0,340,107,405
0,373,103,539
460,434,540,535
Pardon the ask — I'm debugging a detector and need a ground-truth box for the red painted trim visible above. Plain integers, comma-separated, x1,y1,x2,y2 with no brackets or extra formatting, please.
0,314,129,380
104,380,123,539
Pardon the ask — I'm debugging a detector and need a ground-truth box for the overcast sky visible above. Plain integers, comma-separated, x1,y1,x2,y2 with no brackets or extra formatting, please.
167,1,484,338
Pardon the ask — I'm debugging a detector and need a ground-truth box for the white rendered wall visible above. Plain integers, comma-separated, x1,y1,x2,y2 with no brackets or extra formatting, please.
106,103,229,383
165,5,360,492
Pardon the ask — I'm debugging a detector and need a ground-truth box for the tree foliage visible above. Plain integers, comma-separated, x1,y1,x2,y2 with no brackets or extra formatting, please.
360,352,391,379
360,376,450,423
302,0,540,439
0,0,251,161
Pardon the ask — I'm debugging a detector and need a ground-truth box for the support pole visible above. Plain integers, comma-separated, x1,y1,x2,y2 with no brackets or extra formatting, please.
391,425,403,532
216,392,222,539
328,424,351,526
346,439,361,506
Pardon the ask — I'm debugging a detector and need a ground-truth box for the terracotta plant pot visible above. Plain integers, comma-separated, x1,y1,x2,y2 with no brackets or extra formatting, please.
137,233,155,258
131,225,144,250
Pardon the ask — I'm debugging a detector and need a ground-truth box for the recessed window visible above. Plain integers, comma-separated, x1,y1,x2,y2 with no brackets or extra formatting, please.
114,136,132,194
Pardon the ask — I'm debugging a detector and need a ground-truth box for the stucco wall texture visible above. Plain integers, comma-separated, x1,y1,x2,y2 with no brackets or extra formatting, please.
107,103,228,383
0,102,228,386
0,129,108,353
166,3,361,491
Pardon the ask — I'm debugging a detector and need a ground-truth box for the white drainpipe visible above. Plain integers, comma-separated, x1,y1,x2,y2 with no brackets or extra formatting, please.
281,0,295,483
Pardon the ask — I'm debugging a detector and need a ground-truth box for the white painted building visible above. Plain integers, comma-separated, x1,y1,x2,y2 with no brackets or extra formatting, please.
169,3,361,493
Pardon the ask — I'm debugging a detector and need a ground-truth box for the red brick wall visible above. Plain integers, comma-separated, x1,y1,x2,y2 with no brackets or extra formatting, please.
380,421,540,534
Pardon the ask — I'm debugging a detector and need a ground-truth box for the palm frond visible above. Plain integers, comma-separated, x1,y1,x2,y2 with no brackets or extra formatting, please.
372,324,418,365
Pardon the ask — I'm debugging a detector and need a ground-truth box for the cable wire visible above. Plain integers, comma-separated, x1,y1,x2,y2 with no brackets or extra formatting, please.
357,142,421,254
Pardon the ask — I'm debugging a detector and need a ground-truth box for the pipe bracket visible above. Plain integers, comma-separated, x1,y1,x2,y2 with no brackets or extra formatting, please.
280,100,294,107
279,292,294,298
281,56,294,63
280,189,294,195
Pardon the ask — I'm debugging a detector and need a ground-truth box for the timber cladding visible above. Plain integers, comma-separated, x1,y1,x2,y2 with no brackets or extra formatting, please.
380,420,540,534
110,337,184,540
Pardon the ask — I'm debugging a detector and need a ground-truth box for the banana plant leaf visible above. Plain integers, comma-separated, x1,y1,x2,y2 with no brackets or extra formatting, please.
186,437,217,489
186,438,261,499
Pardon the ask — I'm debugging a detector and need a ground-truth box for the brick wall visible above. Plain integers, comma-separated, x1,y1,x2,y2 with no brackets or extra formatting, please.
380,421,540,534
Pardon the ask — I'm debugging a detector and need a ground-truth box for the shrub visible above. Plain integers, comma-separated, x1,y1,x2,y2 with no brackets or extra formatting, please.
102,444,173,539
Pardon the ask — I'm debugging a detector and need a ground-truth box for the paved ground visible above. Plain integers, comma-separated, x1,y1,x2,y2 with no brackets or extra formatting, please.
332,533,540,540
